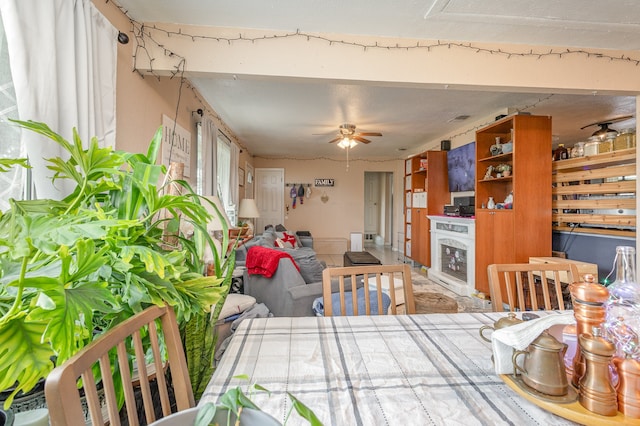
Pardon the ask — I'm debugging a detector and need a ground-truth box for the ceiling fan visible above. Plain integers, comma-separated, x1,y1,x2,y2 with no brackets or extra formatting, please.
327,123,382,148
580,114,634,138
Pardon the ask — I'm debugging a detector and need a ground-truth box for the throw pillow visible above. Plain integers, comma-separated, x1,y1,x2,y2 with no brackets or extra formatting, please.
312,288,391,316
260,229,277,247
279,247,324,283
218,294,256,320
275,231,298,248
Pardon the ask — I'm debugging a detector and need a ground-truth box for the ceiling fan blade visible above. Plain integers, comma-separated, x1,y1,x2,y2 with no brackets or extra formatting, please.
328,136,342,144
358,132,382,137
353,136,372,144
580,114,634,130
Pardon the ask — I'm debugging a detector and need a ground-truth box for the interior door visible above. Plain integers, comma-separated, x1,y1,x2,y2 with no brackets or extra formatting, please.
255,168,284,233
364,172,381,238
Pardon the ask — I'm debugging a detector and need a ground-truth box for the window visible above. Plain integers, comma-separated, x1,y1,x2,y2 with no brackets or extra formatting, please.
0,15,23,212
217,131,236,224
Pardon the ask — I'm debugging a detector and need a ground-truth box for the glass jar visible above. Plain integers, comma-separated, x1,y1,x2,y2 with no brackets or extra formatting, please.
615,128,636,151
604,246,640,361
584,136,600,156
571,141,585,157
599,134,615,153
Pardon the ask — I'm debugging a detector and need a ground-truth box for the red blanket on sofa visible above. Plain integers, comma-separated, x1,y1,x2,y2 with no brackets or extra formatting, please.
246,246,300,278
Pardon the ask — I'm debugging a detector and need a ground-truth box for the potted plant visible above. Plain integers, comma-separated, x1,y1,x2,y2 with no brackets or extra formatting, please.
496,163,512,177
0,120,234,409
149,375,322,426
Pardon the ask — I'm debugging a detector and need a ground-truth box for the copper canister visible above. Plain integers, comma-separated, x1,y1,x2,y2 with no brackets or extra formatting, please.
578,330,617,416
613,356,640,418
569,274,609,387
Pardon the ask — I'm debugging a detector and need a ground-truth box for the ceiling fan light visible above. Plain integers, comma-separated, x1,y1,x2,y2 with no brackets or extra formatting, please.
337,137,357,149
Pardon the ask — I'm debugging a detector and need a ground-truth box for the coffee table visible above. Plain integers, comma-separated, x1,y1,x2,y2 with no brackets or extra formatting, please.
343,251,381,266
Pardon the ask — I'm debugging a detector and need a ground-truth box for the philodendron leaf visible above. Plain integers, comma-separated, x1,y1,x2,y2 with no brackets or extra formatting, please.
0,313,55,409
120,245,177,279
174,275,226,313
29,279,118,363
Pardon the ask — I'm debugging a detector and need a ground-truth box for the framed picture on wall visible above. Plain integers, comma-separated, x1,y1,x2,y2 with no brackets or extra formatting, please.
239,167,245,187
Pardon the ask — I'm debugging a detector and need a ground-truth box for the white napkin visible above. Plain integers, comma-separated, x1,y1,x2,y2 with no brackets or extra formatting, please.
491,312,575,375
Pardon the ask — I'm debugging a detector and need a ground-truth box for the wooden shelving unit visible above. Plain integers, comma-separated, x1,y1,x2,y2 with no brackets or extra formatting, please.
552,147,636,238
474,114,553,295
403,151,449,267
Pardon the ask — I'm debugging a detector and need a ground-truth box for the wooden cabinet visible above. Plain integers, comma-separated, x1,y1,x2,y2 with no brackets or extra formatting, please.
474,114,552,295
475,209,515,273
552,148,636,238
404,151,449,267
411,207,429,265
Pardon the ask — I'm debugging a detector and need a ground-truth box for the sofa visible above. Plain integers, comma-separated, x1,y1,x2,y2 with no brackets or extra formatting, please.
244,255,323,316
237,226,332,316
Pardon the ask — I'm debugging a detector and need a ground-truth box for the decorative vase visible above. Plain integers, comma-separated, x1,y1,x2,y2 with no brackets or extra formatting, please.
487,197,496,209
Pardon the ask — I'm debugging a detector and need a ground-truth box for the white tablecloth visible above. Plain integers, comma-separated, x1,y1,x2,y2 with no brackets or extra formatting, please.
200,313,576,426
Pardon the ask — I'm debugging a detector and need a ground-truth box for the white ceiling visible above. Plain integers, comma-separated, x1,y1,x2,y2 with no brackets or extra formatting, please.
116,0,639,158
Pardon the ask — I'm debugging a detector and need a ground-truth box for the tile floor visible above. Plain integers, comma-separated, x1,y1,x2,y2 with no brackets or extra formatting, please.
317,243,492,313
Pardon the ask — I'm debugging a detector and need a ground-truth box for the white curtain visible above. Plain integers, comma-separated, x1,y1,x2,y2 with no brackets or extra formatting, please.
229,141,239,208
0,0,117,200
201,117,218,196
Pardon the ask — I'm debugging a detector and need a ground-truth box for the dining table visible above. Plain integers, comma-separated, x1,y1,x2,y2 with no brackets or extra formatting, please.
199,312,578,425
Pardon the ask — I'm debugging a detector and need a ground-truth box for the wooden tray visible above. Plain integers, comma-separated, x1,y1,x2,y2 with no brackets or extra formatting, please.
500,374,640,425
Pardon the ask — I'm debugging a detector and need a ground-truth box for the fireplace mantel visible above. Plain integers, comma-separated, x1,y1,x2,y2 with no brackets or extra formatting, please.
427,216,476,297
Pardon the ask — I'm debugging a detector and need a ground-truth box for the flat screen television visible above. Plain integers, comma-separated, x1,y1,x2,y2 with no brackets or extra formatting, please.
447,142,476,192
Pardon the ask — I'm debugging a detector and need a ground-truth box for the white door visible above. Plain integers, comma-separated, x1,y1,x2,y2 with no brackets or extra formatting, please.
364,172,381,237
255,168,284,233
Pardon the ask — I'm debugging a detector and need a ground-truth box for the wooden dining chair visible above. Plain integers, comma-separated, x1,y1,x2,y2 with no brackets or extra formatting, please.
321,264,416,316
487,263,580,312
45,305,194,426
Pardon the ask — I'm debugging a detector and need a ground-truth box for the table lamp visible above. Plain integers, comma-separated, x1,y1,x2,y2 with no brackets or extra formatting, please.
238,198,260,235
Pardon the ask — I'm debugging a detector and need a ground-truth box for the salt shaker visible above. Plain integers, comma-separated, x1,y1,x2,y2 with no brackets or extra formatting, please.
569,274,609,387
613,356,640,418
578,328,617,416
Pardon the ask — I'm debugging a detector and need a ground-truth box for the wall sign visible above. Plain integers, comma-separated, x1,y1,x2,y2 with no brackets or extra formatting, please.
315,178,335,187
162,114,191,177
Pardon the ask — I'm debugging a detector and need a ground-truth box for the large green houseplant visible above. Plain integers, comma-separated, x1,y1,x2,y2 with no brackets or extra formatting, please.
0,120,234,408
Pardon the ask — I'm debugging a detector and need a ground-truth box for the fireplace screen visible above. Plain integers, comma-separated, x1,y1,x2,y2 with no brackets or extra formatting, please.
440,243,467,282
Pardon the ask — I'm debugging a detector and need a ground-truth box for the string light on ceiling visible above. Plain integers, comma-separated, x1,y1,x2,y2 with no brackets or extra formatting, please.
105,2,640,158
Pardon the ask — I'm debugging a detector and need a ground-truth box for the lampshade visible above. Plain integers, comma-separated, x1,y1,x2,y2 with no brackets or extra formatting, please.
238,198,260,219
202,195,232,232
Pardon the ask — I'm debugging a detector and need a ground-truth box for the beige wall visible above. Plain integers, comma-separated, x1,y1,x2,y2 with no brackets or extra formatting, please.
93,1,252,193
93,4,639,248
253,156,404,244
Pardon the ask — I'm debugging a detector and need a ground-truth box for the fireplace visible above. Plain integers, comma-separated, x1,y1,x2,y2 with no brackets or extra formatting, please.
427,216,476,296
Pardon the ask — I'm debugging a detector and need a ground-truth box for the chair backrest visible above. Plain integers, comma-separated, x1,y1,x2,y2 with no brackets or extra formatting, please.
321,264,415,316
487,263,580,312
45,305,194,426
